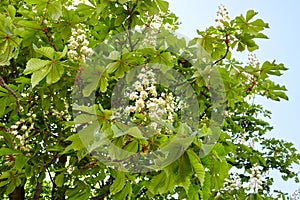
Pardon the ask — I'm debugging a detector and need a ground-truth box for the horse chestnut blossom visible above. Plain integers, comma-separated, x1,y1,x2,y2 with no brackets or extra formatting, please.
215,4,230,29
116,67,185,135
249,164,264,193
9,117,35,152
221,173,242,192
248,53,260,68
67,24,93,63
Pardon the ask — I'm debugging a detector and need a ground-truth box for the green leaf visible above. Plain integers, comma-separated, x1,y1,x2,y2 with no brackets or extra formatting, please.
46,63,65,84
0,179,10,187
155,0,169,12
187,149,205,186
55,173,64,187
66,180,90,200
0,148,20,156
6,181,16,195
74,114,96,124
15,155,29,170
246,10,258,21
7,5,16,19
110,171,125,195
33,46,55,59
56,45,68,60
0,171,11,180
112,182,132,200
148,171,175,194
99,76,108,92
31,65,51,88
108,51,120,60
124,140,139,153
176,154,192,192
24,58,51,74
25,165,33,177
125,126,144,139
48,1,62,20
64,134,85,153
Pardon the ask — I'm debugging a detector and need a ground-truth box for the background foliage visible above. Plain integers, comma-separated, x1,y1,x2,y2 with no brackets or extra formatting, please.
0,0,299,199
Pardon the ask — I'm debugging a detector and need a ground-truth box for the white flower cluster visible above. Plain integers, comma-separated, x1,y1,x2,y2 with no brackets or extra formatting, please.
68,24,93,63
249,164,263,193
10,116,36,152
121,67,184,134
42,94,72,125
143,13,164,47
248,53,260,68
291,188,300,200
222,173,242,192
215,4,230,28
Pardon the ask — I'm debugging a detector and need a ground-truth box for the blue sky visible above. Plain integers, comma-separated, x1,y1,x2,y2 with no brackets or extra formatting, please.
168,0,300,194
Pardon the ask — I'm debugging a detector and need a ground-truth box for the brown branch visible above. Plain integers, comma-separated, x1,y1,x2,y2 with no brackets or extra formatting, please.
33,181,42,200
126,0,139,51
212,33,230,66
0,76,20,115
79,160,98,169
33,153,59,200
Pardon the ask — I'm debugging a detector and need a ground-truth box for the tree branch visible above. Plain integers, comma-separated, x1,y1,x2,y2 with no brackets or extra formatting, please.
0,76,20,115
33,181,43,200
212,33,230,66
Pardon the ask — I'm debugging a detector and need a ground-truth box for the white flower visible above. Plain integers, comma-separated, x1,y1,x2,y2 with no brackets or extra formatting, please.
11,125,18,129
146,70,155,78
149,122,158,130
77,34,85,42
137,73,147,80
147,102,157,111
71,28,78,36
21,125,27,131
142,79,150,87
129,92,139,100
82,39,89,46
133,81,143,91
85,48,94,55
21,93,28,97
125,106,136,114
140,91,148,100
11,130,18,135
215,4,230,24
80,46,89,54
248,165,264,193
16,135,23,140
147,85,157,97
70,40,79,49
135,98,145,110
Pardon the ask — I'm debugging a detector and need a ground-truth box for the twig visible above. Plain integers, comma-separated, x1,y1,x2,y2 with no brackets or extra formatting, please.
33,181,42,200
79,160,98,169
126,0,139,51
0,76,20,115
212,33,230,66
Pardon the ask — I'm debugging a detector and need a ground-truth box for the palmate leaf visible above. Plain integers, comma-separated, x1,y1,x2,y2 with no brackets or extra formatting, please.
110,171,125,195
148,171,175,194
187,149,205,186
0,14,22,66
112,182,132,200
46,63,65,85
31,64,51,88
33,46,55,59
24,46,67,87
24,58,51,74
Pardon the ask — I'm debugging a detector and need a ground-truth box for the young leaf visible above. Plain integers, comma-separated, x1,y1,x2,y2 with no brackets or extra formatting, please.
187,149,205,186
110,171,125,195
